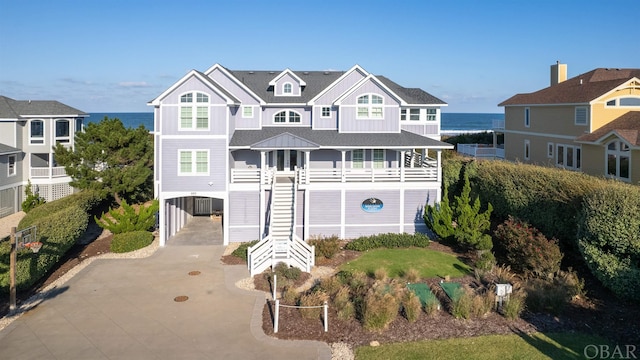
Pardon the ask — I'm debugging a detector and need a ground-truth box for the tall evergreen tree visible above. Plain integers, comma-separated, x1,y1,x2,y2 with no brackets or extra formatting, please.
54,117,153,204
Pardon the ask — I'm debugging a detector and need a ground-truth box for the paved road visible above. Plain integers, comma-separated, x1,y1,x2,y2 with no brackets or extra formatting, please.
0,217,331,359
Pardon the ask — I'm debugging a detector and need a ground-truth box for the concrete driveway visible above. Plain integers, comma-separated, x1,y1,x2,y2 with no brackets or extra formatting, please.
0,221,330,359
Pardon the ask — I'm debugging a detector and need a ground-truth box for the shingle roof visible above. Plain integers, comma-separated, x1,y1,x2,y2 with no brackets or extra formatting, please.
0,143,21,155
226,69,446,106
576,111,640,146
230,127,453,149
499,68,640,106
0,95,87,119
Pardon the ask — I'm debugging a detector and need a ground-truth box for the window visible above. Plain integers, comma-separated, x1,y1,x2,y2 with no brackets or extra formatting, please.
8,155,16,176
76,118,83,133
30,120,44,144
400,109,407,121
410,109,420,121
356,94,383,119
283,83,292,94
242,106,253,118
55,120,70,143
524,107,530,128
606,99,616,107
179,92,209,130
547,142,554,158
426,108,437,121
321,107,331,117
607,140,630,181
373,149,385,168
352,149,364,168
178,150,209,175
273,110,301,123
556,144,581,170
524,140,530,160
575,107,588,125
620,97,640,106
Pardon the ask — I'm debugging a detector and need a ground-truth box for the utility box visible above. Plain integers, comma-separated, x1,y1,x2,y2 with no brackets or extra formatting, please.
496,283,513,297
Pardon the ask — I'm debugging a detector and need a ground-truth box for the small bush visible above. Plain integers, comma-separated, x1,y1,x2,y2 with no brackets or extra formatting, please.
471,291,494,318
318,276,342,297
373,267,388,281
299,291,327,319
96,200,159,234
450,288,473,319
308,235,341,259
494,216,563,278
524,271,583,315
363,290,399,331
273,262,302,280
345,232,430,252
475,251,496,271
334,286,355,321
231,240,259,262
424,296,441,316
502,292,526,320
403,268,421,283
110,231,154,253
21,180,45,213
281,286,298,304
402,291,422,323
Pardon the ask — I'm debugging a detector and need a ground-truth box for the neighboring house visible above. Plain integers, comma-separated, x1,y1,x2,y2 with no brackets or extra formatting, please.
150,64,453,274
0,96,87,218
498,62,640,183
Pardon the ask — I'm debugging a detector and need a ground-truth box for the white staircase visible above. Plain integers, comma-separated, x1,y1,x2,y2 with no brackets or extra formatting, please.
248,176,314,276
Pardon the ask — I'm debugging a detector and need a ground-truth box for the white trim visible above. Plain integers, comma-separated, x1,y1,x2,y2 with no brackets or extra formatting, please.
148,70,238,106
242,105,254,118
161,134,227,140
334,74,407,106
547,142,554,158
372,149,385,168
308,65,368,105
524,107,530,128
351,149,364,168
7,154,17,177
574,106,589,126
29,119,45,145
320,106,331,118
605,139,631,182
268,68,307,87
502,129,576,140
203,64,265,105
273,109,302,124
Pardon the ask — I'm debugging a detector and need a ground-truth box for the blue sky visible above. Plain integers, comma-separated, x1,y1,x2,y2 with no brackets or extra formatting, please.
1,0,638,113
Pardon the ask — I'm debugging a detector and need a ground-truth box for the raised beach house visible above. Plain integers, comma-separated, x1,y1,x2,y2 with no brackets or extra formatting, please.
0,96,87,218
498,63,640,183
150,64,452,274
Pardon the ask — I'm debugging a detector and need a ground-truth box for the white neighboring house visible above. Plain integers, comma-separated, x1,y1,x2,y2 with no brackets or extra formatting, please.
0,96,87,218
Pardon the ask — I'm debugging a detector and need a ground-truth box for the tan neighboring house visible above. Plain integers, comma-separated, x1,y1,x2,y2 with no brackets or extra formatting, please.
498,62,640,183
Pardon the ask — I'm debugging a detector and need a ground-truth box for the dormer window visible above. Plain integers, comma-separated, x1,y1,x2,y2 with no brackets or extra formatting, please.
180,92,209,130
357,94,383,119
283,83,292,94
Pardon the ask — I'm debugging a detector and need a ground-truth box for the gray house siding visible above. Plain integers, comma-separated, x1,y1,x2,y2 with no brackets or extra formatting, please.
208,68,261,104
231,150,260,169
308,190,341,225
314,70,366,104
401,123,439,137
160,138,227,192
229,190,259,242
159,104,228,136
312,106,337,130
309,150,341,169
160,76,227,104
273,73,302,97
404,189,433,233
0,122,17,146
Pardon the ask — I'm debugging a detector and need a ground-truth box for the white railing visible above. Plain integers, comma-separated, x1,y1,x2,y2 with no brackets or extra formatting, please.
493,119,505,130
231,168,275,184
301,167,437,183
289,235,314,273
248,235,274,276
404,151,437,168
30,166,67,178
457,144,505,159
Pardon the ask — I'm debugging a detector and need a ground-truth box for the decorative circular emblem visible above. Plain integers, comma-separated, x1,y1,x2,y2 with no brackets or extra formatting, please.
361,198,384,213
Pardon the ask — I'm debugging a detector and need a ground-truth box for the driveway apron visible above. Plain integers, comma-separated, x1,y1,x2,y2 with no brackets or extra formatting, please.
0,238,330,359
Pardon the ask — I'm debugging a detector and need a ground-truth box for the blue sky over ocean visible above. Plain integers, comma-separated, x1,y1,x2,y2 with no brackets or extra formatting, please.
1,0,638,113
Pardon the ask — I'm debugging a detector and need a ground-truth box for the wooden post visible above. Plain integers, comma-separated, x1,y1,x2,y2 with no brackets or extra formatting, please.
9,227,16,311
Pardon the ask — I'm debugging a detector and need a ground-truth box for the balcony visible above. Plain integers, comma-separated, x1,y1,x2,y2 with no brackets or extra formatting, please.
456,144,504,159
493,119,505,130
30,166,68,178
231,166,438,184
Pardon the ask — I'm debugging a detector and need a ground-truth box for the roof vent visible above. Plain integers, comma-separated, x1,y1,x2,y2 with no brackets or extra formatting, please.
323,71,330,75
580,79,583,85
248,71,254,74
269,71,275,74
303,71,309,75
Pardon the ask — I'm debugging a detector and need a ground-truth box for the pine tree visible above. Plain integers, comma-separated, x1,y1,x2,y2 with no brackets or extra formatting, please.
453,172,493,250
424,185,455,240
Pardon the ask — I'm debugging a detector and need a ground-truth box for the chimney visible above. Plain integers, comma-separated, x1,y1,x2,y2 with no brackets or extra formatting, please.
550,61,567,86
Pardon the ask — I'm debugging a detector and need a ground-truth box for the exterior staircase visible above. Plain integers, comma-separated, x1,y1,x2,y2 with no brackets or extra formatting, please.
247,175,314,276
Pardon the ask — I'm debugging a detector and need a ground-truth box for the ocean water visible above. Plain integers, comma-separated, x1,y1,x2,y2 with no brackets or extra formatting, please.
87,112,502,133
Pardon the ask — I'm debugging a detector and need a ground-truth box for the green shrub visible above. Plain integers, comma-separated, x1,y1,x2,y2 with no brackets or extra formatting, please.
96,200,158,234
471,290,494,318
424,295,441,316
402,290,422,323
21,180,45,213
110,231,154,253
1,191,99,293
231,240,259,262
524,271,583,315
494,216,563,277
373,267,388,281
318,276,342,297
577,185,640,301
450,288,473,319
274,262,302,280
475,251,496,271
308,235,341,259
344,232,430,252
502,292,526,320
281,286,298,304
334,286,355,320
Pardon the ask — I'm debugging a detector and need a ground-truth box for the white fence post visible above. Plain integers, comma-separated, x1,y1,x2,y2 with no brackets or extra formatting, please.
323,301,328,332
273,274,277,300
274,299,279,333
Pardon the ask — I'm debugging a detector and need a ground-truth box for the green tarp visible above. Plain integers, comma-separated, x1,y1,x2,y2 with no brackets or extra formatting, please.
406,283,440,308
439,282,462,301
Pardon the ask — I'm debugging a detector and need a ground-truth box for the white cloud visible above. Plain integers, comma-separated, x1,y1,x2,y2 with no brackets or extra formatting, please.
118,81,151,88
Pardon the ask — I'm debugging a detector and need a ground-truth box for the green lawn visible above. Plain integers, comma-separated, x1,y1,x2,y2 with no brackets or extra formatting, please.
339,248,471,279
355,332,613,360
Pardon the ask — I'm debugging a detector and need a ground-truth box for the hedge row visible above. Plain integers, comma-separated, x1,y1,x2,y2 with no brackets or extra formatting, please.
344,232,430,252
110,231,154,253
0,191,101,293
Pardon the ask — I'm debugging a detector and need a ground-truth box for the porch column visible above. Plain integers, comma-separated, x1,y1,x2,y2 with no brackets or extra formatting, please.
400,150,405,182
159,196,166,246
259,188,265,239
341,150,346,183
260,151,266,184
305,151,311,185
436,150,442,201
223,193,230,245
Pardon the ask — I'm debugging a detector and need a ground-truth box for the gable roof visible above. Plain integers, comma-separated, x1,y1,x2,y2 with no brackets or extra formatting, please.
148,70,241,106
251,132,320,150
499,68,640,106
0,143,21,155
230,127,453,149
0,95,86,119
377,76,447,105
268,68,307,87
576,111,640,146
